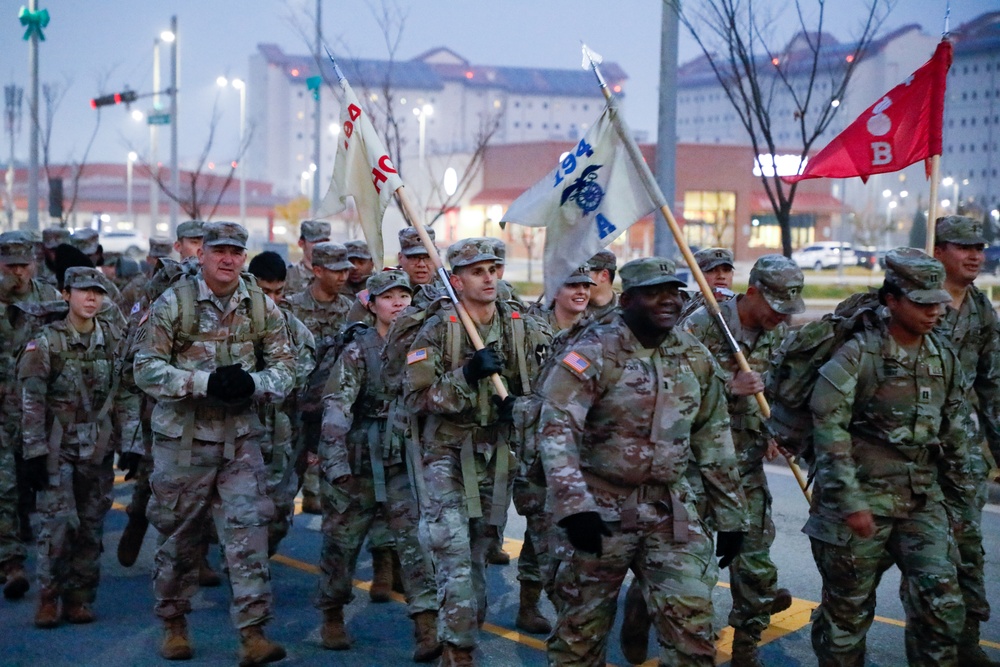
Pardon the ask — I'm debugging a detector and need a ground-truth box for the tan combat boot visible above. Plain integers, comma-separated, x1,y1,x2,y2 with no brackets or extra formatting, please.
320,607,351,650
619,580,650,664
62,591,95,624
439,642,475,667
117,507,149,567
391,549,405,594
368,548,394,602
486,542,510,565
515,581,552,635
958,619,1000,667
161,616,194,660
771,587,793,614
411,610,442,662
730,629,764,667
1,561,30,600
34,587,60,629
238,625,286,666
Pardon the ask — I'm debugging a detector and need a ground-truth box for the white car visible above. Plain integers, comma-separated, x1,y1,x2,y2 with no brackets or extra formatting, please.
98,230,150,257
791,242,857,271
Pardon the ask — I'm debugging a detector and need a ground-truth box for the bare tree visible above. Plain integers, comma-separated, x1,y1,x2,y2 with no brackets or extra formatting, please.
665,0,892,256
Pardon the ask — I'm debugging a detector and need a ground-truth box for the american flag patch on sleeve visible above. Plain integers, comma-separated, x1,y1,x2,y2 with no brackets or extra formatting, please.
562,350,591,374
407,348,429,365
24,341,37,352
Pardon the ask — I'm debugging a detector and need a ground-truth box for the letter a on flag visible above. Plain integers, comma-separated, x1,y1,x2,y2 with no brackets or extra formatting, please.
501,103,655,300
783,39,952,184
317,73,403,269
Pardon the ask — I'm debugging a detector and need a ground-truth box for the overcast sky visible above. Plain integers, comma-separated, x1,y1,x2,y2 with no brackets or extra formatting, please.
1,0,992,169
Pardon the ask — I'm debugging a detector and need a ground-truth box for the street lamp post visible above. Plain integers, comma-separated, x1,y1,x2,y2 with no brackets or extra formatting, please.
127,151,137,223
942,176,959,212
163,16,179,233
217,76,247,228
413,103,433,176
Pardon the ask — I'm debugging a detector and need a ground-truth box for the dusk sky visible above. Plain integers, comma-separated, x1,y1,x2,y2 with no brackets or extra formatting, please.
1,0,992,169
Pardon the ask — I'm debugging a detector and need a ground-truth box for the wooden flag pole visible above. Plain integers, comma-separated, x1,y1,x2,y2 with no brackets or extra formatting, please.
393,185,509,400
583,44,811,500
927,154,941,252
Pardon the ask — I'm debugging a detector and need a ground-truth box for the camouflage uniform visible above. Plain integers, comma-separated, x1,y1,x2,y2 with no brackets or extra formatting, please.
680,247,736,320
285,219,331,296
117,237,174,313
37,227,71,287
807,248,974,667
681,255,803,653
585,249,620,321
17,268,137,612
404,239,550,651
133,222,295,631
538,257,749,667
342,239,374,299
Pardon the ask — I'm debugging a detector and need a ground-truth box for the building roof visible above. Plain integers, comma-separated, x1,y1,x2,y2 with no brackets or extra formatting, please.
256,43,627,98
951,11,1000,56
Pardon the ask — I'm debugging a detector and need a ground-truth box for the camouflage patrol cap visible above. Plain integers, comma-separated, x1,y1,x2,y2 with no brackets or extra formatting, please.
63,266,108,293
588,249,617,272
344,239,372,260
619,257,686,292
487,237,507,264
71,228,100,255
749,254,806,315
149,238,174,258
564,264,597,286
935,215,986,246
399,226,434,256
366,269,412,297
311,242,353,271
695,247,735,272
175,219,205,240
0,231,35,265
203,221,248,249
43,226,71,249
884,247,951,304
300,219,332,243
447,238,500,269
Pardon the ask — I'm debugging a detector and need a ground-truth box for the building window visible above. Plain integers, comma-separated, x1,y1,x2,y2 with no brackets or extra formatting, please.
682,191,736,248
514,101,520,108
513,121,520,128
749,213,816,249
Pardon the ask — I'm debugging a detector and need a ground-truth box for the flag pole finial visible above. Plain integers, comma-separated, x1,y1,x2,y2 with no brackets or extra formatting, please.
324,45,345,83
943,0,951,37
581,43,608,92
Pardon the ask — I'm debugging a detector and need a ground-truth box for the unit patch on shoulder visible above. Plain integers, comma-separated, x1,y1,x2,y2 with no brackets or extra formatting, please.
407,348,429,365
561,350,593,378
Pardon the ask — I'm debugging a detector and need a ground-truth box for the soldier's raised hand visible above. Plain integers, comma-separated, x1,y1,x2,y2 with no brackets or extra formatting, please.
463,348,503,387
727,370,764,397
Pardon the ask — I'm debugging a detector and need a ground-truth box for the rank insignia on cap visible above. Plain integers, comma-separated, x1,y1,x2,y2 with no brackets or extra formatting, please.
407,348,428,365
562,350,591,374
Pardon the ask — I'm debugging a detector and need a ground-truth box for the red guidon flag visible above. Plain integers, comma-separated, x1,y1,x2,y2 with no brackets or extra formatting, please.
782,39,952,184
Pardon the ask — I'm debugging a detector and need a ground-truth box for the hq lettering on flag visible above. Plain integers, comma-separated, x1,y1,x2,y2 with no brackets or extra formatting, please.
317,67,403,269
783,40,952,184
501,103,656,301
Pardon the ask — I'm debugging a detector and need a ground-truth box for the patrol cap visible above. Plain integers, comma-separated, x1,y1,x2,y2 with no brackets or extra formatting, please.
202,221,248,249
488,238,506,264
935,215,986,246
300,219,331,243
883,247,951,304
345,240,372,260
175,220,205,240
311,242,353,271
399,226,434,256
149,238,174,258
0,231,35,265
366,269,412,297
564,264,597,286
588,249,617,272
619,257,687,292
43,226,71,249
71,228,100,255
749,254,805,315
63,266,108,293
694,247,735,272
447,238,500,269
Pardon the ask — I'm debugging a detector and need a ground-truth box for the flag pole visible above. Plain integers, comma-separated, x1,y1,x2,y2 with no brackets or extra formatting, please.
926,155,940,252
583,44,811,500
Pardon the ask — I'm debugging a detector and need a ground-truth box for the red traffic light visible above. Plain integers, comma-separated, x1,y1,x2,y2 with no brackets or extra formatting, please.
90,89,139,109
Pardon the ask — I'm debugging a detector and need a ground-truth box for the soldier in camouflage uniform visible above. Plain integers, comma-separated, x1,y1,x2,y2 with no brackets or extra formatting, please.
932,216,1000,667
117,237,174,313
680,254,801,666
528,265,594,335
487,237,527,312
18,267,137,627
37,227,71,287
285,219,331,295
343,240,374,298
680,247,735,319
537,257,749,667
807,247,974,667
405,239,551,666
173,220,204,260
133,222,292,665
316,270,440,661
585,249,619,321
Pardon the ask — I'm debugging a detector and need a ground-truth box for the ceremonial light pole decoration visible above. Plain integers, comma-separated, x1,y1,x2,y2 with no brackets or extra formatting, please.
20,2,49,232
217,76,248,228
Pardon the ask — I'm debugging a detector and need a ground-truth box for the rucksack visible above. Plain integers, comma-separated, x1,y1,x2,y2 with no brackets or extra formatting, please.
764,290,883,463
300,321,369,417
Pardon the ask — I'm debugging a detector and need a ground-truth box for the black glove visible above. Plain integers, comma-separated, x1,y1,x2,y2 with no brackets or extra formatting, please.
462,348,503,387
207,364,256,401
491,395,516,424
559,511,612,557
716,531,746,569
117,452,143,481
22,456,49,492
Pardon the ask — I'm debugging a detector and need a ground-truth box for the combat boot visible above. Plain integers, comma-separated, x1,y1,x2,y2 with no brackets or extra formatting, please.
61,592,95,624
958,619,1000,667
117,507,149,567
320,607,351,650
238,624,286,666
161,617,193,660
411,610,442,662
515,581,552,635
439,642,475,667
486,543,510,565
301,492,322,515
34,587,60,629
730,629,764,667
619,580,651,664
2,561,30,600
369,548,394,602
391,549,405,594
770,587,793,614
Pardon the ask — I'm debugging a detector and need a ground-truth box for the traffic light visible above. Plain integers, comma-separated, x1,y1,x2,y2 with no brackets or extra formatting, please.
90,89,138,109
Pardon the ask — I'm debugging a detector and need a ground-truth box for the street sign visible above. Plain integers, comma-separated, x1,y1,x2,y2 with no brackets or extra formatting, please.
147,113,170,125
